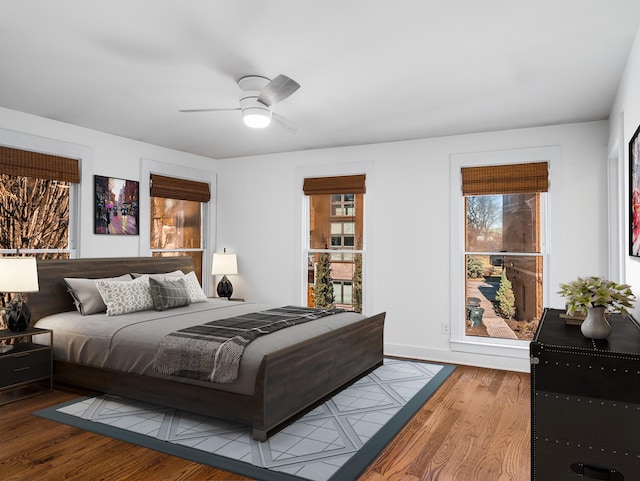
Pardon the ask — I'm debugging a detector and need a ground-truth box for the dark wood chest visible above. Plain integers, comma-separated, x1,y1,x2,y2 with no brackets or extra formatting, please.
530,308,640,481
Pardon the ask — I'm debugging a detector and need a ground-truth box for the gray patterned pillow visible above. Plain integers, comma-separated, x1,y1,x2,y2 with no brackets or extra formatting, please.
149,277,191,311
96,275,154,316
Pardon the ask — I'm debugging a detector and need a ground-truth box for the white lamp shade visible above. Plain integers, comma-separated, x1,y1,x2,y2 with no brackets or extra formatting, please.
0,257,39,293
212,253,238,276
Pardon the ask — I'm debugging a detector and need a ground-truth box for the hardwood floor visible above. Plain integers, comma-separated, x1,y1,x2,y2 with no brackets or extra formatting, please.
0,365,530,481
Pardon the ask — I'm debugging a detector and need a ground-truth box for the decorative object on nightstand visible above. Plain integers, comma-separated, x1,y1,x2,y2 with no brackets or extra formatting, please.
558,276,635,339
0,256,40,333
212,249,238,300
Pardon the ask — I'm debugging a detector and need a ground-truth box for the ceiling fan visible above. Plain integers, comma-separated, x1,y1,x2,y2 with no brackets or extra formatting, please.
179,74,300,132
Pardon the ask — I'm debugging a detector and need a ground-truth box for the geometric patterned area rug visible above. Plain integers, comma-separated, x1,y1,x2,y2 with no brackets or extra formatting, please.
35,358,455,481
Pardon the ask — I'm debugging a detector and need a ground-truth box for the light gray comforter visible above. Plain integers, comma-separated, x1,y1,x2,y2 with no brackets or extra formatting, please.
34,299,365,395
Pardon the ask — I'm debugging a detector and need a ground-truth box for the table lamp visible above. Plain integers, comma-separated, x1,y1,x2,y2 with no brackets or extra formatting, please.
0,256,40,334
212,250,238,299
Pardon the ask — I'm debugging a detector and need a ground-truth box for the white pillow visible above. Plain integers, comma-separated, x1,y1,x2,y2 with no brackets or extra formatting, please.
183,271,208,303
131,270,184,280
96,275,154,316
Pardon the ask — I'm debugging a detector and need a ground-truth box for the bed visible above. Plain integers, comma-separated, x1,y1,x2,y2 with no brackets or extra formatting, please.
29,256,385,441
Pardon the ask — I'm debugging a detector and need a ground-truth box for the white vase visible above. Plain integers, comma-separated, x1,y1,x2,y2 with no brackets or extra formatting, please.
580,306,611,339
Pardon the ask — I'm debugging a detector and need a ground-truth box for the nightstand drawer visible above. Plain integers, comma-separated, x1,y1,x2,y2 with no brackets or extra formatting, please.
0,348,51,388
534,436,635,481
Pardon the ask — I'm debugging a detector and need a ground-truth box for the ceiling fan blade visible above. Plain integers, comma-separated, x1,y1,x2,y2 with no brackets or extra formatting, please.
258,74,300,107
179,108,240,113
272,112,297,134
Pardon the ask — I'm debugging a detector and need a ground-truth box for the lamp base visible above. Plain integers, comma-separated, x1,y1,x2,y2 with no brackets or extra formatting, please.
6,300,31,332
216,275,234,300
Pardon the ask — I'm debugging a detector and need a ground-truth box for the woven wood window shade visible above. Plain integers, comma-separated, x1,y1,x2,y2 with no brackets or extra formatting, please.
150,174,211,202
303,174,366,195
0,145,80,183
461,162,548,196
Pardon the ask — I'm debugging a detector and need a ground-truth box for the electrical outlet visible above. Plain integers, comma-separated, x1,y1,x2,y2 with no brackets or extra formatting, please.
441,322,450,334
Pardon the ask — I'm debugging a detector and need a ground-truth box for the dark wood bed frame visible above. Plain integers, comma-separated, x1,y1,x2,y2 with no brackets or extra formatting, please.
29,257,385,441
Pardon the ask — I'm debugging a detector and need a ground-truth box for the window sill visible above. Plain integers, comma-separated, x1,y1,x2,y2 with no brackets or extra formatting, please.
450,338,530,359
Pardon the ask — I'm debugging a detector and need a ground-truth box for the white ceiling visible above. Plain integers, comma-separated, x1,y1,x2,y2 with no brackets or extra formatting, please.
1,1,640,159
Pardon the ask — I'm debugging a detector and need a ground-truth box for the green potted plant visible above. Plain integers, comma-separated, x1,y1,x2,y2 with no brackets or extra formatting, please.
558,276,635,339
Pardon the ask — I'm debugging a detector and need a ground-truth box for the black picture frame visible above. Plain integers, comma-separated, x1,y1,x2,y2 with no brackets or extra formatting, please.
94,175,139,235
630,124,640,256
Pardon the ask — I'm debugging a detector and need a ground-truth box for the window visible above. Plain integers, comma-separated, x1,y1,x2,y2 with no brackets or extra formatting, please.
149,174,210,284
303,175,365,312
0,145,79,259
463,162,547,342
334,280,353,305
450,149,555,361
331,193,355,216
465,193,544,340
330,220,355,261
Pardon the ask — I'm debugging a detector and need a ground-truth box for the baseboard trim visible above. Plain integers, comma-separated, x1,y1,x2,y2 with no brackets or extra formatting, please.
384,343,530,373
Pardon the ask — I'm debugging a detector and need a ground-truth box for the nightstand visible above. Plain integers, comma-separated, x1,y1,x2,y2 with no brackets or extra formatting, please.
0,327,53,404
530,308,640,480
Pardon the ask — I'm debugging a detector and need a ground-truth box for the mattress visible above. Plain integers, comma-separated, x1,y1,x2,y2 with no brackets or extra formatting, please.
34,299,365,395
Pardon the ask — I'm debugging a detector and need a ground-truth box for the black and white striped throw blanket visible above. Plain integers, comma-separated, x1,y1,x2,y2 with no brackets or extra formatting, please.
154,306,344,383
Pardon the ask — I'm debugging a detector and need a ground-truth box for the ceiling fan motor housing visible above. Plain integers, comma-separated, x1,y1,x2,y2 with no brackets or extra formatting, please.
238,75,270,92
238,76,272,127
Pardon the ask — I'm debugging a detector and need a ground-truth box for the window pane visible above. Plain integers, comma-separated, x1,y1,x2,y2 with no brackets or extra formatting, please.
308,190,363,313
306,252,362,313
343,282,353,304
465,254,542,341
343,222,355,234
150,198,201,249
152,251,203,285
309,194,363,249
466,193,540,253
0,174,69,258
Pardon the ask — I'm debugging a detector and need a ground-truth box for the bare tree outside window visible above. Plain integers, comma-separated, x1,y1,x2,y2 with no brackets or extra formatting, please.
466,196,501,251
0,174,70,259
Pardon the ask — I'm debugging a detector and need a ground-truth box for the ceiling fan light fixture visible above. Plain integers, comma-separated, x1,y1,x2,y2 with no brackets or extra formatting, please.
242,109,272,128
240,95,272,128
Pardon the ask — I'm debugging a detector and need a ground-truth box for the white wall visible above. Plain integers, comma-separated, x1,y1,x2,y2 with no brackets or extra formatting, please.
218,121,610,371
0,105,613,372
610,27,640,320
0,107,217,261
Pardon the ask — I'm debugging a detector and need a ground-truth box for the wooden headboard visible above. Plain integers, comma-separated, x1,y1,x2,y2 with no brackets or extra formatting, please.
28,256,195,322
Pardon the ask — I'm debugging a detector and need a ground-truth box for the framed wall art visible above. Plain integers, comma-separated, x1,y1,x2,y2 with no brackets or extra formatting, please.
94,175,139,235
630,124,640,257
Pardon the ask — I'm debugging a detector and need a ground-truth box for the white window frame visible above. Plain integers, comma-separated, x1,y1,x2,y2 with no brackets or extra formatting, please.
0,130,87,259
449,146,558,360
140,158,216,295
295,161,375,315
607,114,626,282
